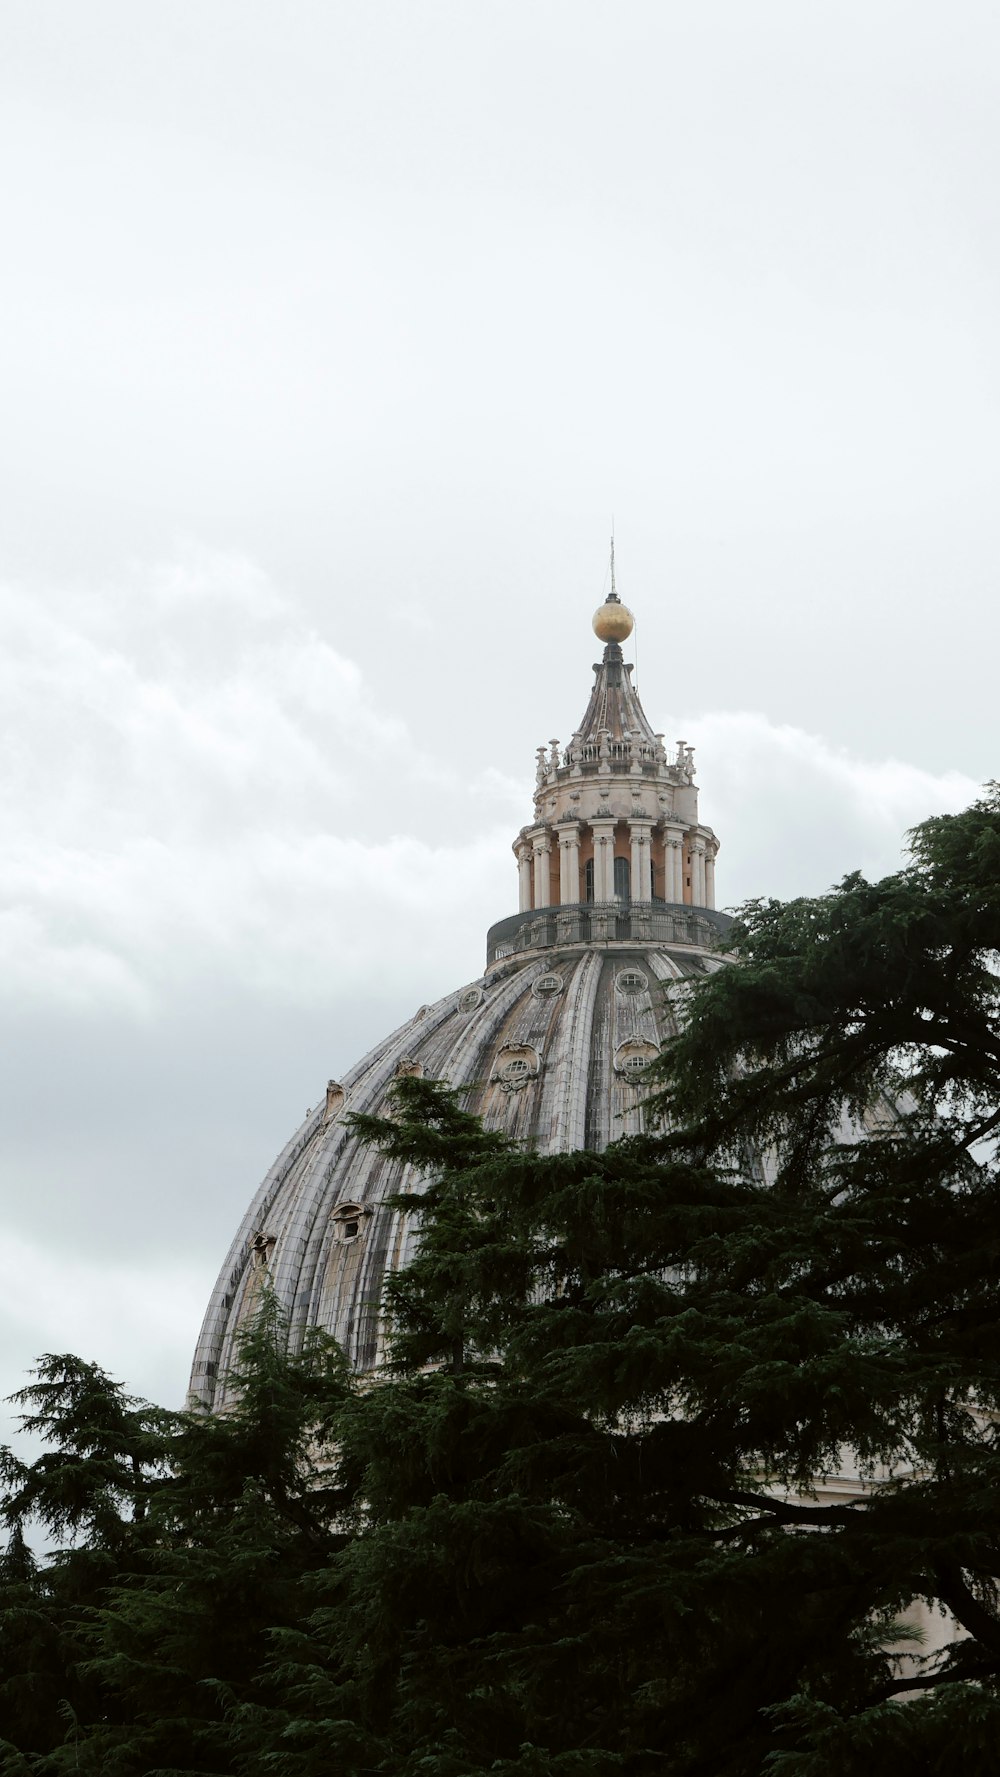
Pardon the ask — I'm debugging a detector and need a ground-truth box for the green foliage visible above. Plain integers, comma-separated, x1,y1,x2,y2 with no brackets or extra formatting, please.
0,787,997,1772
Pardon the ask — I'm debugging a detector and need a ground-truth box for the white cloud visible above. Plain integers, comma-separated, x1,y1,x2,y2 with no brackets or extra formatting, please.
0,554,982,1024
0,1232,208,1437
0,553,514,1015
682,710,978,906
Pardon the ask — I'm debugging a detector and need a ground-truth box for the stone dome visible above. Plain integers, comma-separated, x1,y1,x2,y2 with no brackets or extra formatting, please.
189,927,730,1406
189,568,729,1409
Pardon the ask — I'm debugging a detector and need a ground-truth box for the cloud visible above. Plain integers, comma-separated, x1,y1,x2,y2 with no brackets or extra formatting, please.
0,1231,207,1443
0,552,982,1022
0,549,513,1015
0,545,986,1423
682,709,978,907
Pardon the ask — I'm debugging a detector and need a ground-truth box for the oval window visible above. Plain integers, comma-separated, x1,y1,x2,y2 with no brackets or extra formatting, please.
532,973,563,997
616,968,648,994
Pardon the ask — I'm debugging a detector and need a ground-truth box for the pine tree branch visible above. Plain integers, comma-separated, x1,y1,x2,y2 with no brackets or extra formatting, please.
932,1559,1000,1656
863,1660,1000,1704
717,1489,870,1526
958,1104,1000,1153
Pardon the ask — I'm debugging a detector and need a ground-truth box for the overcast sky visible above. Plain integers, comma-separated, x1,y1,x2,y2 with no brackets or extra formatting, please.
1,1,996,1430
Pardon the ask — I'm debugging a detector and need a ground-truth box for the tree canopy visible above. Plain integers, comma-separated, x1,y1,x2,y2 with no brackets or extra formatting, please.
0,786,998,1775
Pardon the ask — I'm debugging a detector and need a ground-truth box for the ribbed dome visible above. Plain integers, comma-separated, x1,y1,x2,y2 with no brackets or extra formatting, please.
189,932,730,1408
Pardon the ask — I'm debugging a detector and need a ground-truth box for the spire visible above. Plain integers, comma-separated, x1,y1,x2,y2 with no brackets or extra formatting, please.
592,537,634,645
582,558,654,754
573,641,660,756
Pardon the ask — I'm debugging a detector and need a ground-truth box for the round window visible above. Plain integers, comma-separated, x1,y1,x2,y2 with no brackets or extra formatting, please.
532,973,563,997
616,968,648,994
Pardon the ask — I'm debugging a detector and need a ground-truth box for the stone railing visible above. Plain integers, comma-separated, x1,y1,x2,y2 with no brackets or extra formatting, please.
486,901,734,966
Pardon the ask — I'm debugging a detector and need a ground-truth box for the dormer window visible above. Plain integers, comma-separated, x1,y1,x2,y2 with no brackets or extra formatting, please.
334,1202,365,1242
250,1231,276,1268
533,973,563,997
614,1040,660,1078
493,1043,542,1092
616,968,648,995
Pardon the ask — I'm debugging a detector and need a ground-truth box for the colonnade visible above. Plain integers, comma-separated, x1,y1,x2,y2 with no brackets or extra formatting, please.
516,820,717,913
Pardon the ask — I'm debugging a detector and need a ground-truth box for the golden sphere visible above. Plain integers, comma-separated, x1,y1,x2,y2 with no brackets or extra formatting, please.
592,597,634,643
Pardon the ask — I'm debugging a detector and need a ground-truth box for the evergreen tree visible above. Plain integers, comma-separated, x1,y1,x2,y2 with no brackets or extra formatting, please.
0,1355,174,1761
0,1310,350,1774
1,787,998,1774
242,786,1000,1775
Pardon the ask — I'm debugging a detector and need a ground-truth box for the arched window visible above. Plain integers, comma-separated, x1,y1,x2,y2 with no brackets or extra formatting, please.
584,858,595,902
614,856,631,901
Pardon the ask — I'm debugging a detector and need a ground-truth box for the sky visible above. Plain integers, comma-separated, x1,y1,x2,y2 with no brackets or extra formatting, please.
1,1,997,1431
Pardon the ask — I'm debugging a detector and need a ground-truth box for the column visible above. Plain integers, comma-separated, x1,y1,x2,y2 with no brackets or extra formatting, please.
559,825,581,905
532,833,552,908
629,820,652,903
517,843,533,912
705,845,717,911
664,825,685,903
591,821,616,900
691,837,707,907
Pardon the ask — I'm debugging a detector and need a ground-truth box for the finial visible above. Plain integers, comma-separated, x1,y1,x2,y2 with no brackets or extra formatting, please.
592,530,635,643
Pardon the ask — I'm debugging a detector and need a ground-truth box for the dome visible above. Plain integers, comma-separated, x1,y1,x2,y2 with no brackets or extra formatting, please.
189,576,727,1409
189,928,730,1404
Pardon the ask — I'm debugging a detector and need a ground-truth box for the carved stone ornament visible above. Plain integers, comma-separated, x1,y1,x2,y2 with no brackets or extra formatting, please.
394,1057,424,1079
492,1043,541,1093
323,1080,345,1122
332,1201,367,1242
613,1040,660,1077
